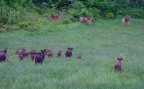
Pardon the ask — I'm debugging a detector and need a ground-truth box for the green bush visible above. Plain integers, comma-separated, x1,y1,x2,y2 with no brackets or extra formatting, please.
90,8,101,19
7,25,19,31
0,23,6,32
0,5,9,24
128,8,144,18
60,13,72,24
18,22,29,29
106,12,114,19
0,0,144,32
0,16,9,24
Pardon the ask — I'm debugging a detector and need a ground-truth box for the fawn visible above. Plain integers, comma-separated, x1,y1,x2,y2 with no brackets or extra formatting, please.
114,57,123,72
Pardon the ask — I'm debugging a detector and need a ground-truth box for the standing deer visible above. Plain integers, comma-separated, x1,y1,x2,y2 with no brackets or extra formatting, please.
122,16,130,24
114,57,123,72
0,51,6,62
65,48,73,58
57,50,62,57
29,50,37,61
48,11,62,20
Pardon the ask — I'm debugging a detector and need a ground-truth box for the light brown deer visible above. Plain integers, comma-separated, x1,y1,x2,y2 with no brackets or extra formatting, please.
79,16,93,24
48,11,62,20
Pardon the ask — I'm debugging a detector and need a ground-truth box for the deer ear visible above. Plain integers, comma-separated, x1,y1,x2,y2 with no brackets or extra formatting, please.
68,48,70,50
117,57,123,60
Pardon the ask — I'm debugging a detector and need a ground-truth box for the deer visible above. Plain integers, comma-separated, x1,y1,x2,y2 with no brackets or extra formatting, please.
29,50,37,61
57,50,62,57
79,16,93,24
48,11,62,20
0,51,6,62
65,48,73,58
47,50,53,57
122,16,130,24
77,53,82,59
114,57,123,72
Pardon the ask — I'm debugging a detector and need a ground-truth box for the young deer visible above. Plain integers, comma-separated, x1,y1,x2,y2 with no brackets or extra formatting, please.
48,11,62,20
122,16,130,24
57,50,62,57
79,16,93,24
114,58,123,72
77,53,82,59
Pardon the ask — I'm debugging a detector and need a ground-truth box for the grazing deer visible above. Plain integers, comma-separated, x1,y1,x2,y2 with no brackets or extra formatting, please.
48,11,62,20
122,16,130,24
47,50,53,57
79,16,93,24
57,50,62,57
114,57,123,72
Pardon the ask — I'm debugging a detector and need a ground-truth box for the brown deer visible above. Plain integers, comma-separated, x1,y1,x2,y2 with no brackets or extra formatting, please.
122,16,130,24
114,57,123,72
79,16,93,24
77,54,82,59
48,11,62,20
57,50,62,57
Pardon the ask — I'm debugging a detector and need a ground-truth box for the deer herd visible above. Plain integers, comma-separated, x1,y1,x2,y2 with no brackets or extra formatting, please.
0,48,123,72
0,48,82,64
0,12,130,72
48,11,130,25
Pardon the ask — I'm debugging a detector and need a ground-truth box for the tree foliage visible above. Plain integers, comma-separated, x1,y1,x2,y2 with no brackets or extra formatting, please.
0,0,144,32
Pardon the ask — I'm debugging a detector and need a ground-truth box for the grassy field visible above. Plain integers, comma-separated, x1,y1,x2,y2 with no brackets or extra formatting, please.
0,19,144,89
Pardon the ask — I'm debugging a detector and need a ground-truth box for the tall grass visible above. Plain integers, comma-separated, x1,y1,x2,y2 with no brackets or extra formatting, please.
0,19,144,89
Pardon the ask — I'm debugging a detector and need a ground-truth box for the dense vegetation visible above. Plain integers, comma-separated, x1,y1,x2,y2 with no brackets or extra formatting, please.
0,0,144,32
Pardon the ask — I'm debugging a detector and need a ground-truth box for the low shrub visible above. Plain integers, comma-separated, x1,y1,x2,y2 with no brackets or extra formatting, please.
7,25,19,31
106,12,114,19
0,16,8,24
128,8,144,18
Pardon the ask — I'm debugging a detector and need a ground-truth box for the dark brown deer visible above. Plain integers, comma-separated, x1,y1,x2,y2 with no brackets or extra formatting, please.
65,48,73,57
0,51,6,62
35,52,45,65
114,57,123,72
122,16,130,24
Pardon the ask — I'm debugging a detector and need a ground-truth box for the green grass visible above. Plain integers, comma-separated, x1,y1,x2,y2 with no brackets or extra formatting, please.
0,19,144,89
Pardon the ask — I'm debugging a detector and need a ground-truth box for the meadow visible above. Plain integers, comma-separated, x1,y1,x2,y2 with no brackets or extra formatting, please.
0,19,144,89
